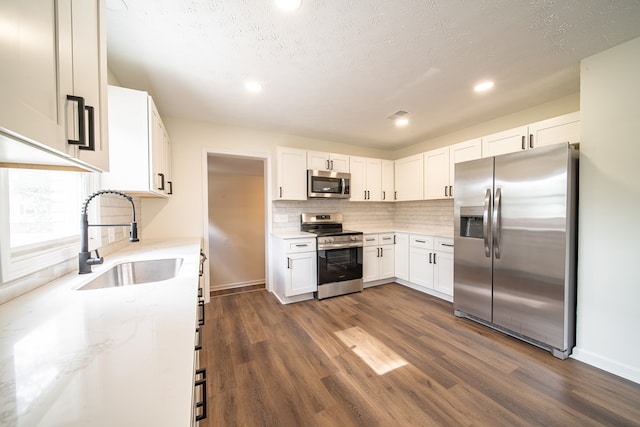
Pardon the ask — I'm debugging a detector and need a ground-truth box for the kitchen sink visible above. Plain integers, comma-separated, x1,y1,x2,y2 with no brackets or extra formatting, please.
77,258,184,290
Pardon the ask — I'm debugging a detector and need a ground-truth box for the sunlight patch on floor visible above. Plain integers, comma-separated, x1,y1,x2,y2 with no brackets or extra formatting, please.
335,326,409,375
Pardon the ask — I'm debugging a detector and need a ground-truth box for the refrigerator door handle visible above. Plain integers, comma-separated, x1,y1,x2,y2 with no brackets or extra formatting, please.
483,188,492,257
493,187,502,259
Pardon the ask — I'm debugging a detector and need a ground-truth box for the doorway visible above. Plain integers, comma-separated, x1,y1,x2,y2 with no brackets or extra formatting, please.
206,154,266,294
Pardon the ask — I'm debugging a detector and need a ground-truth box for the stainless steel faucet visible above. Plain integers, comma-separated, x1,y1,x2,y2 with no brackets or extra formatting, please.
79,190,139,274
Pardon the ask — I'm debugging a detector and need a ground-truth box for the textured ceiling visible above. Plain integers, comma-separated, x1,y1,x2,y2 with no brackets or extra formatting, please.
106,0,640,150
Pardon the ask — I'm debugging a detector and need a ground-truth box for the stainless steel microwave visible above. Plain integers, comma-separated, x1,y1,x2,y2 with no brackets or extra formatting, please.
307,170,351,199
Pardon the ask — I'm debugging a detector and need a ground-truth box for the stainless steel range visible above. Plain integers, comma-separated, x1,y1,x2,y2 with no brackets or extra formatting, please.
301,213,363,300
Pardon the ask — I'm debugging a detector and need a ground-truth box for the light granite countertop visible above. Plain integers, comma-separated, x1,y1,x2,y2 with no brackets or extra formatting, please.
0,238,201,427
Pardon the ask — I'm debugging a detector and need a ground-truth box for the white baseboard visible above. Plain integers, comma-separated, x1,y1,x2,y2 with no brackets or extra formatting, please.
571,347,640,385
210,279,265,291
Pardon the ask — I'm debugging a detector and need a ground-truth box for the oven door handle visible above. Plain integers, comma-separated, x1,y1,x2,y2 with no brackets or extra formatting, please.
317,242,363,250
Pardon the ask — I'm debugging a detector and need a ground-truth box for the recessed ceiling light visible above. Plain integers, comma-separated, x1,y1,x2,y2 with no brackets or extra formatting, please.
474,80,495,93
245,81,263,93
275,0,302,12
395,118,409,127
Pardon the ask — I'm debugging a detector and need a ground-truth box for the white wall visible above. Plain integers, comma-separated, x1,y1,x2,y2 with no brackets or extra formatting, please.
572,36,640,383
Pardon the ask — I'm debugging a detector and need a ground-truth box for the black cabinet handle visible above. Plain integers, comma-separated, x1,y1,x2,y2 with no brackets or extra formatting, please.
195,368,207,421
279,186,283,198
382,191,386,200
167,181,173,195
444,186,448,197
429,253,432,263
195,327,202,351
158,173,165,191
394,191,398,200
433,253,437,264
449,185,453,197
326,159,330,170
521,135,526,150
78,105,95,151
67,95,86,147
529,134,534,149
198,300,205,326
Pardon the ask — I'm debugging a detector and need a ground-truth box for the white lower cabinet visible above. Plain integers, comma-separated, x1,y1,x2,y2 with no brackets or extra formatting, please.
363,233,395,283
272,236,317,303
409,235,435,288
433,237,454,296
407,234,454,298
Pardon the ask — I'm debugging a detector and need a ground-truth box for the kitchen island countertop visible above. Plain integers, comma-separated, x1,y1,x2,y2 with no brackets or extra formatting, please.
0,238,201,427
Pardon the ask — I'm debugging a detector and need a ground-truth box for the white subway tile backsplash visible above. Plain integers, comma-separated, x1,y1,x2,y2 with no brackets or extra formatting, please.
272,199,454,235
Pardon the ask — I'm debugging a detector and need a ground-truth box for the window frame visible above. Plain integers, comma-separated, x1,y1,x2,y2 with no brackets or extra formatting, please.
0,168,100,283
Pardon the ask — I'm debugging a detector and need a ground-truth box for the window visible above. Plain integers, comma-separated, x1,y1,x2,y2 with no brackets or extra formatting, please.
0,168,96,282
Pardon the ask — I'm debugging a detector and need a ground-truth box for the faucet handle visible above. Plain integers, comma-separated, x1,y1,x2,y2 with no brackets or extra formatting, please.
88,249,104,266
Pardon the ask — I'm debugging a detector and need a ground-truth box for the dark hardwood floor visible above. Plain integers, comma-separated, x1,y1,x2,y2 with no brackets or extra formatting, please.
200,283,640,426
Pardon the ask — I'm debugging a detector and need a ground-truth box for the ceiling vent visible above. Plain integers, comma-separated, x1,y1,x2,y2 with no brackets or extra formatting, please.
387,110,408,120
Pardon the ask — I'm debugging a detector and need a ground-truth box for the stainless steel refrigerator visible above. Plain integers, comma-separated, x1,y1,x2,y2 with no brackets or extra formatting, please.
453,143,578,359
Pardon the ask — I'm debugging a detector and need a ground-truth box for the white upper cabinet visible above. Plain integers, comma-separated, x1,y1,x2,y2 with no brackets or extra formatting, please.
423,147,450,200
482,112,580,157
381,160,394,202
307,151,349,173
448,138,482,197
349,156,382,201
423,138,481,200
394,154,423,201
349,156,367,201
0,0,62,152
276,146,307,200
482,125,529,158
528,112,580,149
59,0,109,171
0,0,108,171
102,86,172,197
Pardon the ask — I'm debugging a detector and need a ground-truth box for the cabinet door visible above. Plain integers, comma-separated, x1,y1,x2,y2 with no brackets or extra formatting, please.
349,156,367,201
434,251,453,296
163,126,173,195
286,252,317,296
482,125,528,158
363,246,380,282
0,0,64,152
277,147,307,200
365,158,382,201
394,234,409,280
528,111,580,149
68,0,108,171
149,98,166,195
424,147,450,200
330,153,350,173
307,151,330,170
379,245,395,280
409,247,434,289
394,154,424,201
449,138,482,195
381,160,395,202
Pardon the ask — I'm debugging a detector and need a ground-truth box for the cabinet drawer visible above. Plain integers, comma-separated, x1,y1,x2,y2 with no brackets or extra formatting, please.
379,233,395,245
363,235,379,246
435,237,454,253
410,235,434,249
285,238,316,253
